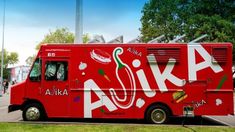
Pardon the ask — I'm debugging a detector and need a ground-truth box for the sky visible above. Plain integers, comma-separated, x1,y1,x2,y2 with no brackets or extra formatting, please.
0,0,148,66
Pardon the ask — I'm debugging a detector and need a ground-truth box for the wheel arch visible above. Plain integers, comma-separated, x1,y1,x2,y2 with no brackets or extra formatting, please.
22,98,48,121
144,102,173,119
22,99,46,115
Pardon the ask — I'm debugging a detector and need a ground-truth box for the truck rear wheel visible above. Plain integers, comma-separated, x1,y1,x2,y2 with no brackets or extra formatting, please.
146,105,170,124
23,103,45,121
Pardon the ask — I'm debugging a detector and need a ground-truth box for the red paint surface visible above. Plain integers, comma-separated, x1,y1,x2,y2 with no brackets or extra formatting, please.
10,43,234,119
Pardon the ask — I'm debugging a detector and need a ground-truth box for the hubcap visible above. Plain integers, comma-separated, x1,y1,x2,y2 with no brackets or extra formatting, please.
26,107,40,121
151,108,166,124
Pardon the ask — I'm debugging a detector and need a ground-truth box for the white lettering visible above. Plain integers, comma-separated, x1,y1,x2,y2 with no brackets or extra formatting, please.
136,69,156,97
57,89,62,95
188,45,223,80
45,89,51,95
84,79,117,118
194,99,206,109
148,56,185,92
127,47,142,57
63,89,68,95
44,88,68,96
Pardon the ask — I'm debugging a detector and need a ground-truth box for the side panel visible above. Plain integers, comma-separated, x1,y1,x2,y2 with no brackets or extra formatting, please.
186,44,233,115
41,43,233,119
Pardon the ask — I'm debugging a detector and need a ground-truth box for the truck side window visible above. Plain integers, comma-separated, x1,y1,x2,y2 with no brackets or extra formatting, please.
45,61,68,81
29,58,41,81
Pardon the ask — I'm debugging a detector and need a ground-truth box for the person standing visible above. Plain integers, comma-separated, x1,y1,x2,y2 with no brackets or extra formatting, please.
5,80,8,94
3,80,8,94
3,80,6,94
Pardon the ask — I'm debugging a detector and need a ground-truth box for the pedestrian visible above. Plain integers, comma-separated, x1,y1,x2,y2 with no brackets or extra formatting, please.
3,80,9,94
5,80,9,94
12,80,15,85
3,80,6,94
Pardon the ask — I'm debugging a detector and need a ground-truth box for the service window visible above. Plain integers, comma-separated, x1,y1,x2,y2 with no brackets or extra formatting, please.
45,61,68,81
29,58,41,81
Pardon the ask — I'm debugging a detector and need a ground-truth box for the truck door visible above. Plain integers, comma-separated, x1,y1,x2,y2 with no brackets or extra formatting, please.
42,58,70,117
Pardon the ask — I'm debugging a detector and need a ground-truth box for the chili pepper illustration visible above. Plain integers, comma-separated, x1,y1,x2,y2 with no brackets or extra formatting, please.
98,69,111,82
109,47,136,109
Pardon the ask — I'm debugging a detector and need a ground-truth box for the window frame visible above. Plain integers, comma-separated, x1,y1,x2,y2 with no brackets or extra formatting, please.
29,58,41,82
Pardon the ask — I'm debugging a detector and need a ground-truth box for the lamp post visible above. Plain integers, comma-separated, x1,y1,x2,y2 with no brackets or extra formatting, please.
0,0,6,97
74,0,83,44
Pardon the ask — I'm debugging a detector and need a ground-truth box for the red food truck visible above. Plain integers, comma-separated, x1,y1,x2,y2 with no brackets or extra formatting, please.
9,43,234,124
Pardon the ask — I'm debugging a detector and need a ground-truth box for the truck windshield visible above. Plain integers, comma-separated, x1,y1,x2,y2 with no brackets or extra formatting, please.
29,58,41,81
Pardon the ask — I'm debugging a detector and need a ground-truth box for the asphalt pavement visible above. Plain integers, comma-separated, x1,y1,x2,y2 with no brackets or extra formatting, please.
0,89,22,122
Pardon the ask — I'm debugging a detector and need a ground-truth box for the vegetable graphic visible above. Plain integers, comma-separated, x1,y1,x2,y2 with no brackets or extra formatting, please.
79,62,87,70
73,96,80,102
109,47,136,109
216,75,227,90
98,69,111,82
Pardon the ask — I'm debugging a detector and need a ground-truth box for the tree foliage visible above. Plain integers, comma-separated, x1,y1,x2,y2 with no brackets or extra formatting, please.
36,28,74,50
0,50,19,79
28,28,90,66
25,55,35,66
36,28,90,50
140,0,235,45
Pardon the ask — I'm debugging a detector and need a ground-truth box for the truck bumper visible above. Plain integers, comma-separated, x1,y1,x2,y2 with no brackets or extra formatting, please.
8,105,21,113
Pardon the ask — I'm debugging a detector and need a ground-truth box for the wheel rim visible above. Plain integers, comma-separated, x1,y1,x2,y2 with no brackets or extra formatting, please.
25,107,40,121
151,108,166,124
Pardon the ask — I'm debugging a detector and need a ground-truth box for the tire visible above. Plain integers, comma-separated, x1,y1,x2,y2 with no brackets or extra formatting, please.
146,105,170,124
22,103,45,121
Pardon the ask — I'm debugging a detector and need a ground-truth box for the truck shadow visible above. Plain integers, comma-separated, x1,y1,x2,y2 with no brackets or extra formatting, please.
38,116,224,126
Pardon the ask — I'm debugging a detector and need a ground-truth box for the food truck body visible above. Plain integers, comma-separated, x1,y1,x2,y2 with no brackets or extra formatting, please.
9,43,234,123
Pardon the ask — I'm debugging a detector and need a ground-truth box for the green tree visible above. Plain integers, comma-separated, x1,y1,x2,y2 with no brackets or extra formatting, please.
36,28,74,50
0,50,19,79
25,55,35,66
140,0,235,45
36,28,90,50
83,33,90,44
27,28,90,66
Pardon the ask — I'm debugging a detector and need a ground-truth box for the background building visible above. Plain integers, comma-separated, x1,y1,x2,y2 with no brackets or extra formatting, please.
8,65,30,83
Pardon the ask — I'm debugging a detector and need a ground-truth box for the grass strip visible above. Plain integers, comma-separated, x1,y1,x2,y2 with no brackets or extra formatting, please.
0,123,235,132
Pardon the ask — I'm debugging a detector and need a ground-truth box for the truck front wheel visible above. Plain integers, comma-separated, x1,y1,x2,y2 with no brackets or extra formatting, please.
146,105,170,124
23,103,45,121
